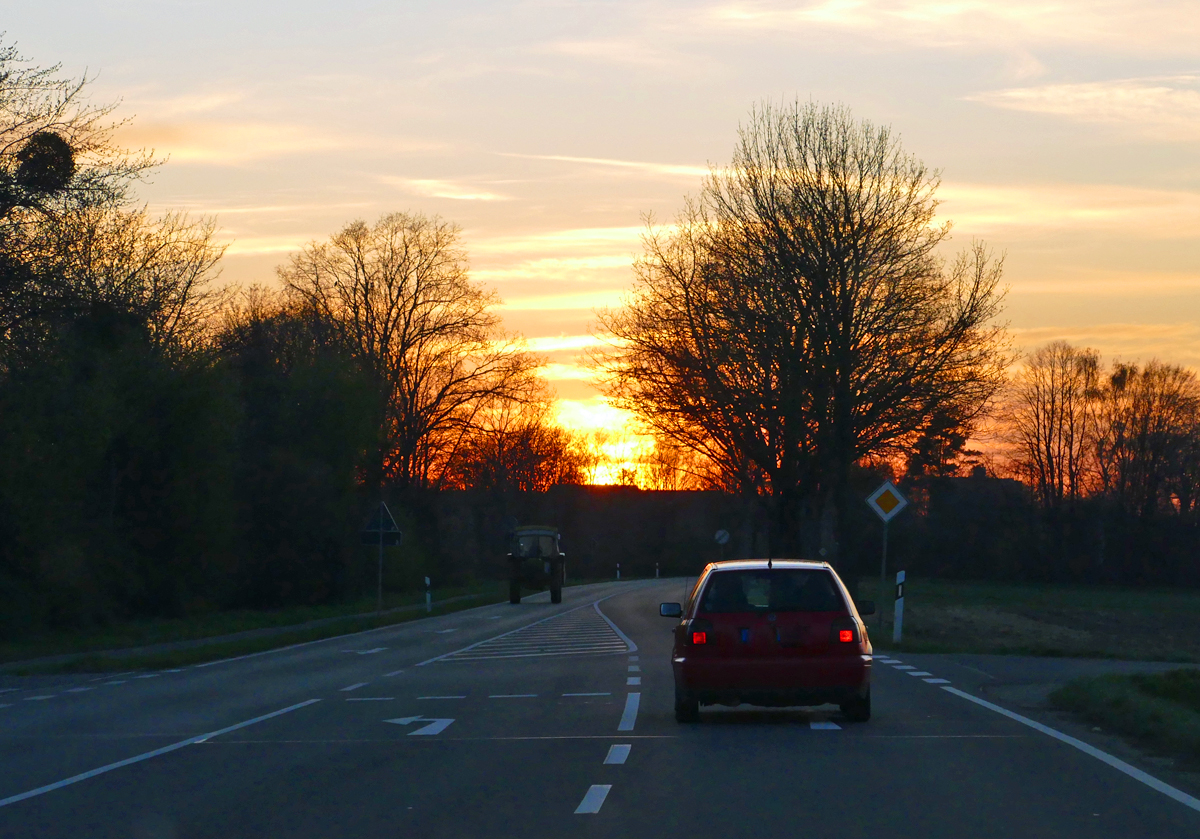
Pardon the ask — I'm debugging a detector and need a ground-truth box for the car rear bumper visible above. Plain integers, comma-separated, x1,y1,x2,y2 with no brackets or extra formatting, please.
674,654,871,707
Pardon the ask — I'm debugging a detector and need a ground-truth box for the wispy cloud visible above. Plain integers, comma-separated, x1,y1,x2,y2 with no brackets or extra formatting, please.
473,255,634,283
382,177,510,201
117,121,348,163
497,289,628,311
706,1,1200,53
1010,322,1200,367
968,76,1200,140
500,152,710,179
938,182,1200,237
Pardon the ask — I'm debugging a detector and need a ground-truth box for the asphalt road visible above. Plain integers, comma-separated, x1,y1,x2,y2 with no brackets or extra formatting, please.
2,578,1200,838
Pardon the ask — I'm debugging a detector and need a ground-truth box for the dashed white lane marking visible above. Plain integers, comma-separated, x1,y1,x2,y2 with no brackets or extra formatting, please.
565,692,611,697
892,665,915,670
421,598,637,664
943,686,1200,814
628,656,639,662
574,784,612,814
876,659,900,664
0,699,321,809
618,693,641,731
340,683,369,692
810,721,842,730
383,669,405,677
344,647,387,654
105,680,127,685
626,677,641,686
418,695,466,700
907,671,933,677
924,678,951,684
489,694,538,698
0,689,18,694
65,687,94,693
628,665,641,672
25,696,54,701
605,744,631,765
433,629,458,634
134,674,159,679
0,704,10,708
346,697,394,701
164,669,183,673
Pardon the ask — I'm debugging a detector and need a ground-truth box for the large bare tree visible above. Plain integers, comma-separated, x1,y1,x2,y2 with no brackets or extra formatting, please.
1008,341,1101,507
596,102,1009,570
281,212,543,489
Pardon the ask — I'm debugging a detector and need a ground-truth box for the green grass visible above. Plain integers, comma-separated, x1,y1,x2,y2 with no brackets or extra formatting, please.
856,577,1200,661
0,582,507,669
1050,669,1200,764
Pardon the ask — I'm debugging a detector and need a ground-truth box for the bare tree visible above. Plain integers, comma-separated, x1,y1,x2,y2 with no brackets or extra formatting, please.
443,396,589,493
1007,341,1101,507
280,212,543,489
0,40,154,221
1094,360,1200,518
596,101,1009,569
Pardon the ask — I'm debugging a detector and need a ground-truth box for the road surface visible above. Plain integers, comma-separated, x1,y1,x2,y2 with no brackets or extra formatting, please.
2,579,1199,837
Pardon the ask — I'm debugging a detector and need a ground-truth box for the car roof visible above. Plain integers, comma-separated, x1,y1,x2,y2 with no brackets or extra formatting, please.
706,559,831,571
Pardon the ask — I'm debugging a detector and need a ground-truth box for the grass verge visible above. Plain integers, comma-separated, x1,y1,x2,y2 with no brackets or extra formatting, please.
6,591,512,674
0,582,507,667
1049,669,1200,765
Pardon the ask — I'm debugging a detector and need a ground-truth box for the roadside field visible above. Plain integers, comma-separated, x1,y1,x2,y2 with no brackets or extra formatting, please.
861,577,1200,662
1051,669,1200,765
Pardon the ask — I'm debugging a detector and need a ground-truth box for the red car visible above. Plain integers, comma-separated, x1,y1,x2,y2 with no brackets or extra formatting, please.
660,559,875,723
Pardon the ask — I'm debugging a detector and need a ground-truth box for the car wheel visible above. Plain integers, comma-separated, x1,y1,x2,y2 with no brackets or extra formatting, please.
840,688,871,723
674,689,699,723
509,579,521,604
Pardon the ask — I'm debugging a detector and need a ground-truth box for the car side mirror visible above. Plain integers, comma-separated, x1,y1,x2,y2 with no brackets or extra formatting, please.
858,600,876,616
660,602,683,618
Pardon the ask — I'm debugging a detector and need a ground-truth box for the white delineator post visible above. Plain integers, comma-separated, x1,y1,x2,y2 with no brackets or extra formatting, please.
892,570,905,644
425,576,431,613
617,563,621,580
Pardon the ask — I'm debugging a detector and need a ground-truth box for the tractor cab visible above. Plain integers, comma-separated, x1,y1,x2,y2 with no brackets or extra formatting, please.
507,525,566,604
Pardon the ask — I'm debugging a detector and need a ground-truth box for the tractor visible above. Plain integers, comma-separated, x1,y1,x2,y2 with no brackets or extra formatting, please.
507,525,566,604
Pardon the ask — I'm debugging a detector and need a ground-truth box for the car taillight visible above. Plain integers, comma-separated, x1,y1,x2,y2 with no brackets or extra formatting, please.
692,631,707,645
831,617,859,646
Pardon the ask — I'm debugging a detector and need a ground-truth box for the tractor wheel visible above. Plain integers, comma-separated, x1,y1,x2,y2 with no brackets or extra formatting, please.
509,578,521,604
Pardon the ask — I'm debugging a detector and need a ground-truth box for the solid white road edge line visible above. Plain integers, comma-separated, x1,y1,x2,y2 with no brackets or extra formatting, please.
340,682,369,692
618,693,641,731
593,600,639,653
605,744,632,764
0,699,321,809
942,686,1200,814
574,784,613,814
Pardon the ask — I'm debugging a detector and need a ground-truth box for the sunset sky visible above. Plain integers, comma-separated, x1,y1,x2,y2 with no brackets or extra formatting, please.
9,1,1200,433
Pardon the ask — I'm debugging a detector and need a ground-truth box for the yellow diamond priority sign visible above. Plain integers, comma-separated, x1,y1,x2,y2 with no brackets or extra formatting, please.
866,480,907,523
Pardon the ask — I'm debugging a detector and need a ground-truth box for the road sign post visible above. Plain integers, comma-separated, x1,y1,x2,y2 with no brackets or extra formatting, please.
866,481,907,640
361,502,402,612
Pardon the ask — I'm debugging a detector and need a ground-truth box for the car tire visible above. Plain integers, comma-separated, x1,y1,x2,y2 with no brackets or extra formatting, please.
509,579,521,604
840,688,871,723
674,689,699,723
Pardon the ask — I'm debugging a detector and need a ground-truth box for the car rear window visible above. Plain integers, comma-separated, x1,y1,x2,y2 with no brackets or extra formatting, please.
698,569,846,613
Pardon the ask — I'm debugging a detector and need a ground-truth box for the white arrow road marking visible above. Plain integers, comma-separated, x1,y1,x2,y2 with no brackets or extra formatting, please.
385,716,455,736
